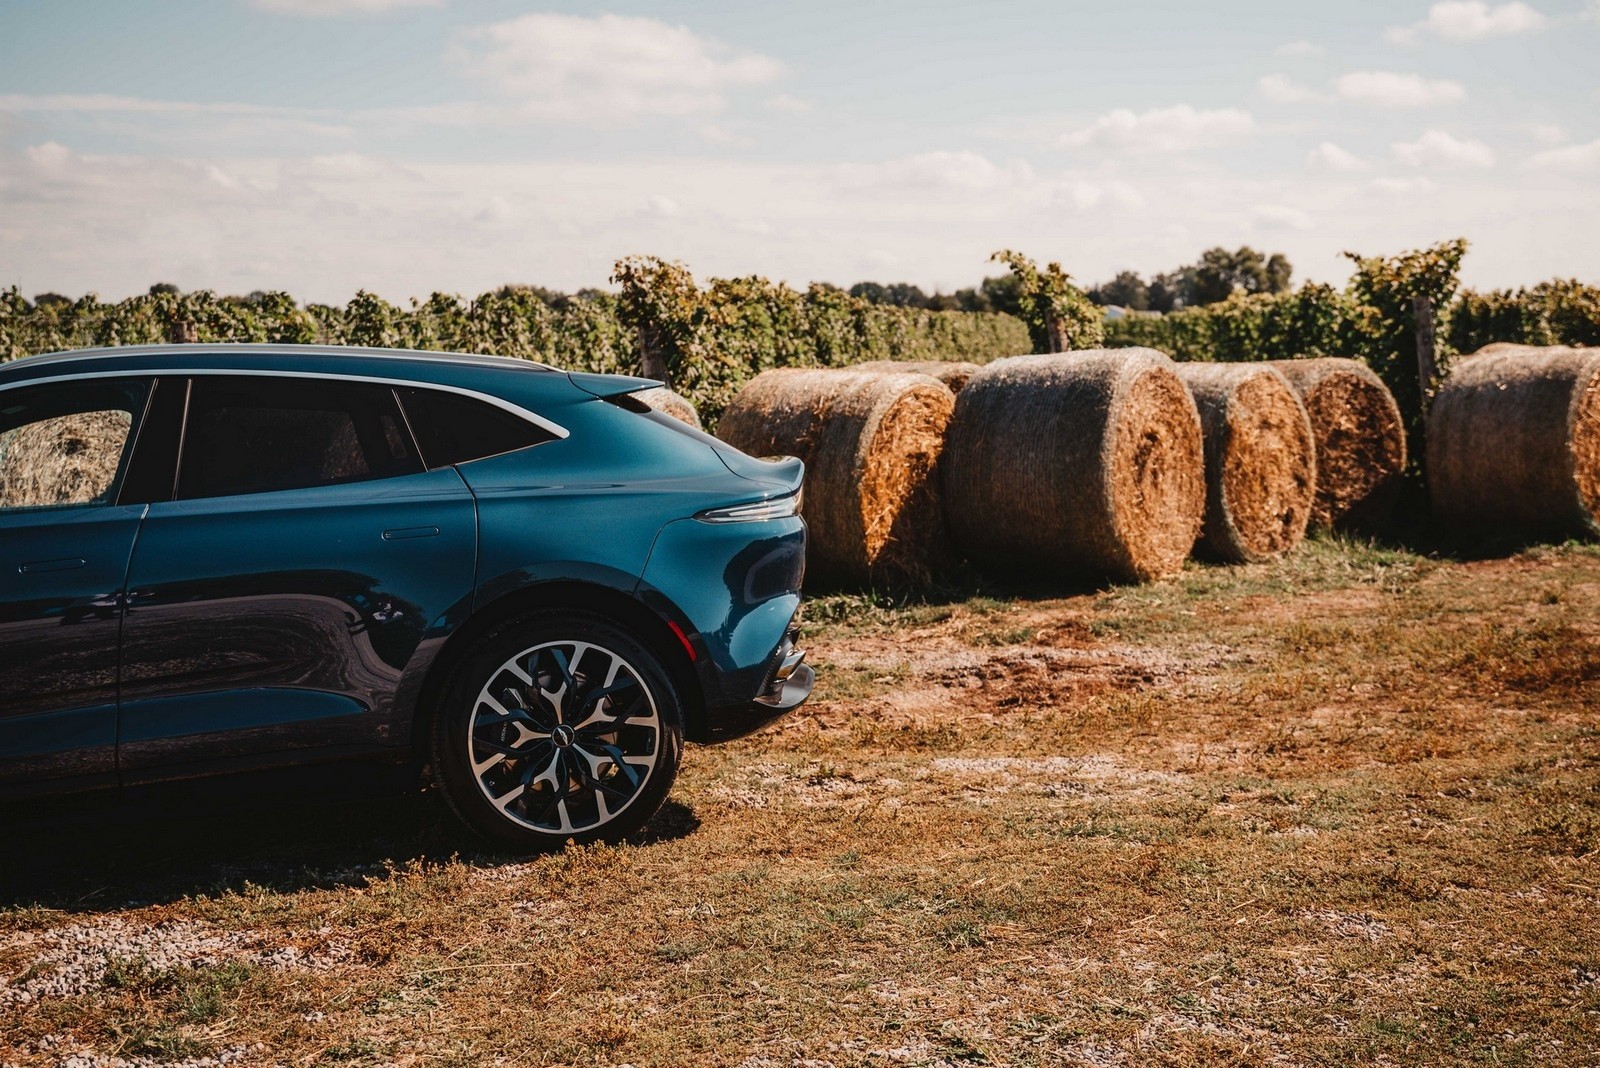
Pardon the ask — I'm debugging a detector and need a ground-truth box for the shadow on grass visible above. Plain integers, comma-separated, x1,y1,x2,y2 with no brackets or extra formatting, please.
0,790,700,913
800,499,1598,625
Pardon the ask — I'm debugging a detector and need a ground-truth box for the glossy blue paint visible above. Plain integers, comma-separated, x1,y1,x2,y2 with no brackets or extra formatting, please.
0,345,810,804
0,372,151,794
639,517,805,702
117,466,477,783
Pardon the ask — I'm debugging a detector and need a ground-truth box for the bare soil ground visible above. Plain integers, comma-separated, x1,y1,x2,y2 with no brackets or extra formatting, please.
2,537,1598,1067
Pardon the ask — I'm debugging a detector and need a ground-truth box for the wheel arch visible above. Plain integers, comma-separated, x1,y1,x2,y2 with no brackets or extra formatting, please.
408,579,704,772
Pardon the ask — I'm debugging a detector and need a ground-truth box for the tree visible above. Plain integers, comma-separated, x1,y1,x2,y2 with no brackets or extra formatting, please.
611,255,720,387
1147,272,1186,313
989,250,1104,353
148,282,180,297
343,290,402,348
848,281,887,305
32,292,70,309
1167,247,1295,307
1265,253,1293,295
1343,237,1469,477
1089,270,1150,311
978,274,1023,317
847,281,932,308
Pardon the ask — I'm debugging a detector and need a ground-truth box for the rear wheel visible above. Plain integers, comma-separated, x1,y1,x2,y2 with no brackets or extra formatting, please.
434,612,684,849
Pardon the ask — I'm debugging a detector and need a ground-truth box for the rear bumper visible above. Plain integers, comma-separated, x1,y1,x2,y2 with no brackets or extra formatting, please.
637,514,811,743
701,627,813,743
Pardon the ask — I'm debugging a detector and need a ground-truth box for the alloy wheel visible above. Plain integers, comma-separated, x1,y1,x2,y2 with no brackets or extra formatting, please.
467,640,662,836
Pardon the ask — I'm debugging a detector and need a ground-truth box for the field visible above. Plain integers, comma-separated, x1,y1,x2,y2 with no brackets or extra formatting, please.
2,537,1598,1067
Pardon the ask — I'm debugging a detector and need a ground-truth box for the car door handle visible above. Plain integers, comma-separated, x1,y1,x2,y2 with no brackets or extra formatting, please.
382,526,440,541
19,558,87,574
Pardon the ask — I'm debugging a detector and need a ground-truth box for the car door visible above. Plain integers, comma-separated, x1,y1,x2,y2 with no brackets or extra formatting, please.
0,377,151,797
117,374,477,783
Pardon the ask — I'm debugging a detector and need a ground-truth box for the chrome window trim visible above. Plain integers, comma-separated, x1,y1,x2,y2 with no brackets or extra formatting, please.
0,367,570,441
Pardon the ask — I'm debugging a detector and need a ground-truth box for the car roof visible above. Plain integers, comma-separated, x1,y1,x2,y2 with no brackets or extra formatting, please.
0,343,562,379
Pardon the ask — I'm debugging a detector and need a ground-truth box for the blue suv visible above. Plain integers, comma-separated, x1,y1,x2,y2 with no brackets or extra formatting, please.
0,345,811,848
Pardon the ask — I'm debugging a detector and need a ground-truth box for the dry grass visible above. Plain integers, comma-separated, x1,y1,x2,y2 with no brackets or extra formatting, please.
3,536,1599,1066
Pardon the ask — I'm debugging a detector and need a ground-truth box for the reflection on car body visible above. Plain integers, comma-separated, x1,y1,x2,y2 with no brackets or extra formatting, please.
0,344,812,847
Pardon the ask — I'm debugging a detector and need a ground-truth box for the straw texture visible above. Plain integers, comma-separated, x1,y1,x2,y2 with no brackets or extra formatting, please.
849,360,984,392
1175,363,1316,563
0,411,131,509
1268,358,1407,531
1428,343,1600,537
942,348,1205,582
716,368,957,585
635,386,703,429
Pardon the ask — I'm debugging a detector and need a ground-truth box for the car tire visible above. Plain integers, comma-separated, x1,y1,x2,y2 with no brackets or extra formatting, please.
433,610,685,850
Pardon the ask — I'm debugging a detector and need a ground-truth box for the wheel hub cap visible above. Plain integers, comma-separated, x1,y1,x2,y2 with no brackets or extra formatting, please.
467,639,662,836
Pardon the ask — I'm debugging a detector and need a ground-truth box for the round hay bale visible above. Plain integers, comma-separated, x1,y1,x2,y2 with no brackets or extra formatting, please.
0,410,131,509
1174,363,1316,563
716,368,956,586
850,360,983,392
1427,343,1600,537
1267,358,1407,531
634,386,702,429
942,348,1206,583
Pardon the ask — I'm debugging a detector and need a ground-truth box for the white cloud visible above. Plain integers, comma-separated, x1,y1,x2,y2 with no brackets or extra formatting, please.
1254,204,1314,230
1385,1,1546,43
1061,105,1254,153
6,138,1598,303
696,123,739,145
834,151,1034,192
1059,180,1144,211
1527,139,1600,171
2,92,309,117
1370,176,1439,194
647,194,684,218
0,92,513,138
250,0,442,15
1258,74,1323,104
766,94,812,114
450,14,785,122
1530,123,1566,145
1336,71,1466,107
23,141,74,170
1306,142,1369,172
1392,129,1496,168
1276,40,1325,56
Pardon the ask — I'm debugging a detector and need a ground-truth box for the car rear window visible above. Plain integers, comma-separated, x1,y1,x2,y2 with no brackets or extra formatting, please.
177,377,421,500
396,387,554,468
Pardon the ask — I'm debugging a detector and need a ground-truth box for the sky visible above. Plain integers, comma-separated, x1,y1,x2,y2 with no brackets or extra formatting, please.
1,0,1598,303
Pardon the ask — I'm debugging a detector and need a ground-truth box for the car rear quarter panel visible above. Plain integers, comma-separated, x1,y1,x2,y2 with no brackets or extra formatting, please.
637,516,805,713
461,399,751,608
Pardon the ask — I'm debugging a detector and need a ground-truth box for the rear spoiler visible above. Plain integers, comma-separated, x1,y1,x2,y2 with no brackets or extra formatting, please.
567,371,662,398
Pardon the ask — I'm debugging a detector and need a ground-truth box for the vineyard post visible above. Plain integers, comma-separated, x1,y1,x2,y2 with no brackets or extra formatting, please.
1413,294,1437,408
637,323,669,384
1044,306,1065,353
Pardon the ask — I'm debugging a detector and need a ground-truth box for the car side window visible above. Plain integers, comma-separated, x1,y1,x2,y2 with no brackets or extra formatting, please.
396,386,555,469
176,377,422,500
0,380,149,514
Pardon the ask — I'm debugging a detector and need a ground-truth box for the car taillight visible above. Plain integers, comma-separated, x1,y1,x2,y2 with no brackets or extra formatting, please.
695,489,802,523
